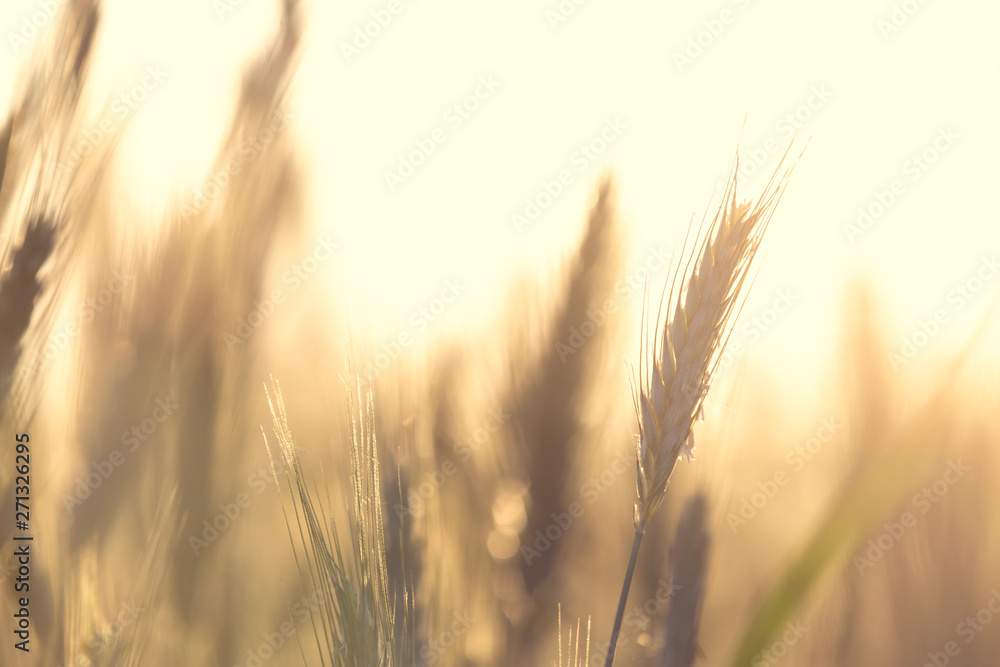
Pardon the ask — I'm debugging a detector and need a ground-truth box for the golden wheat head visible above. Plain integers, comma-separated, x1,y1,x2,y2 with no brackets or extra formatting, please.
632,152,794,530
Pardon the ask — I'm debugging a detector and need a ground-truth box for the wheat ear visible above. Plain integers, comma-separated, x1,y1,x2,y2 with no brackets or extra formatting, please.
0,220,55,411
634,154,792,529
604,150,794,667
661,492,710,667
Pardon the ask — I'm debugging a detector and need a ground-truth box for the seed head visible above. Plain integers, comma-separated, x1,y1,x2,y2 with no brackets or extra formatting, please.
632,152,795,530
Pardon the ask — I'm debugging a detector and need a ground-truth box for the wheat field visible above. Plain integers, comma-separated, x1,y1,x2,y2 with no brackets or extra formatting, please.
0,1,998,666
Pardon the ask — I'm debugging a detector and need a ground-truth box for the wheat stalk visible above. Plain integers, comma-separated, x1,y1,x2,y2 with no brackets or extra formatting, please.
264,374,410,667
603,149,795,667
554,604,591,667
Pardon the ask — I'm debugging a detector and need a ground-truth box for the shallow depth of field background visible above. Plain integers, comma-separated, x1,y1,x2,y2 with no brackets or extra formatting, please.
0,0,998,666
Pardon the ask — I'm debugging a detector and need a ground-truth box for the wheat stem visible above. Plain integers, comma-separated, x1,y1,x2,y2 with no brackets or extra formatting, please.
606,148,797,666
604,527,645,667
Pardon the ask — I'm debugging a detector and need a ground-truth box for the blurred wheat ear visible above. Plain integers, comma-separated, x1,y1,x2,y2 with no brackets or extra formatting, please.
68,488,180,667
726,305,997,667
604,148,797,667
0,115,12,196
661,492,710,667
264,374,412,666
0,220,55,412
508,176,621,658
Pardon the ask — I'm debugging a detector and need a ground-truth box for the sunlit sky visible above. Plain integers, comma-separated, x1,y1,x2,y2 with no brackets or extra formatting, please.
1,0,997,406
